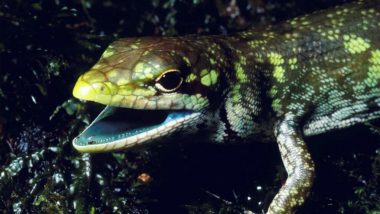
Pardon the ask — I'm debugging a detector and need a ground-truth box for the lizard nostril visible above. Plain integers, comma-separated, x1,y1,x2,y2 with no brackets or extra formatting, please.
92,83,110,94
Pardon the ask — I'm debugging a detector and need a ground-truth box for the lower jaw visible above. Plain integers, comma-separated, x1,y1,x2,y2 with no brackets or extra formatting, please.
73,105,199,153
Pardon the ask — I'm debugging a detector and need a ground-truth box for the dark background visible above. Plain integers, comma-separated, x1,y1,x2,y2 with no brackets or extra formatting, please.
0,0,379,213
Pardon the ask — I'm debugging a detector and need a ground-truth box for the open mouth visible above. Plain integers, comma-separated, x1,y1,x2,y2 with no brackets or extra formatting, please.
73,106,200,152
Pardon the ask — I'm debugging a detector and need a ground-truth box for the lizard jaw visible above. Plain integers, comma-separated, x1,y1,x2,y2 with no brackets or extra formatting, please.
73,105,200,153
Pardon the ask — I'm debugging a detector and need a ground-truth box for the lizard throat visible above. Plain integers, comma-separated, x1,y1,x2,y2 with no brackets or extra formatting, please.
73,105,199,152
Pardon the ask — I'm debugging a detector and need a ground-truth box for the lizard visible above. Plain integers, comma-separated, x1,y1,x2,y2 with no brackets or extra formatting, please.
72,0,380,213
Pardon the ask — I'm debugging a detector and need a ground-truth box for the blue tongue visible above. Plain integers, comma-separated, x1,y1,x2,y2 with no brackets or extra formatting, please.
163,111,192,122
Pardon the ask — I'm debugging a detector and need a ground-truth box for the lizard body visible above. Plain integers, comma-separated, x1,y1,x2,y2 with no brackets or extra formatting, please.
72,1,380,213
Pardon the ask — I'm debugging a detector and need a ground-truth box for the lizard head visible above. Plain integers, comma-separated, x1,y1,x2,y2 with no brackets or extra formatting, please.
72,37,228,152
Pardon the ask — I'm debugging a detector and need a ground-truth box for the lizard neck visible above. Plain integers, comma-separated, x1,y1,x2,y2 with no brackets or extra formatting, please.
208,35,276,143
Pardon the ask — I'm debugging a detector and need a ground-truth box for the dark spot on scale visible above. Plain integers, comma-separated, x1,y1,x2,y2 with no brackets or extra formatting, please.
366,97,379,111
88,141,96,145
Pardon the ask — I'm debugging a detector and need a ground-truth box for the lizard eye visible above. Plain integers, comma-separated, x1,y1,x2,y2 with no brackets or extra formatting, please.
155,69,183,93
